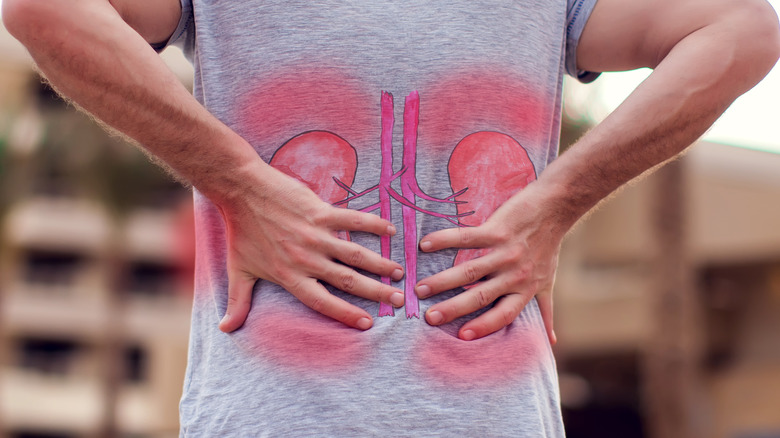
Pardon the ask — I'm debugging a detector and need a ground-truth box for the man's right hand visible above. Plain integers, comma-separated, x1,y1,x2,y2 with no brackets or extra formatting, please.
2,0,405,332
217,165,406,333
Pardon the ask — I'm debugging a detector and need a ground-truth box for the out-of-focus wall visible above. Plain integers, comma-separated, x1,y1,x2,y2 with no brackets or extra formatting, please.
0,23,195,438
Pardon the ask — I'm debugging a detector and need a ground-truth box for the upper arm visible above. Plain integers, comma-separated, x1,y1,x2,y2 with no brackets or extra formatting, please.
577,0,780,73
109,0,182,46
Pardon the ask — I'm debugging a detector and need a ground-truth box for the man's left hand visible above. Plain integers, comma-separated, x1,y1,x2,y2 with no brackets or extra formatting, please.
415,186,562,343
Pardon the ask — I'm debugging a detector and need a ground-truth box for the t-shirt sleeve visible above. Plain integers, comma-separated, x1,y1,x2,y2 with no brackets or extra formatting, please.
565,0,600,83
151,0,195,56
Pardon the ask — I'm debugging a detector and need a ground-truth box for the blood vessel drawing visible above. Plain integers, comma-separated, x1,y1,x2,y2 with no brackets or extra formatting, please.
334,91,469,318
272,90,536,319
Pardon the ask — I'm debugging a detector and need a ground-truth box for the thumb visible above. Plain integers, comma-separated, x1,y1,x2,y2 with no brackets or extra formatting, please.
219,272,257,333
537,292,556,346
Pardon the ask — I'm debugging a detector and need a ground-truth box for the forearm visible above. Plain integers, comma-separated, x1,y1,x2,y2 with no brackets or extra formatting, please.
534,9,780,232
2,0,264,205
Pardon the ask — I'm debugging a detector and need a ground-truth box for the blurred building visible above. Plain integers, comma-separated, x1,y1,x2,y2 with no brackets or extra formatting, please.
555,141,780,438
0,25,194,438
3,18,780,438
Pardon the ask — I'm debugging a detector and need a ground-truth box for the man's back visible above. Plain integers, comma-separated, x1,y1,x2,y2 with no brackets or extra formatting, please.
172,1,594,435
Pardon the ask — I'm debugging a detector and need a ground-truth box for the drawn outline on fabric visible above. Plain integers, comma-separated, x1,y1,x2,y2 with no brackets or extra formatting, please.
270,90,537,319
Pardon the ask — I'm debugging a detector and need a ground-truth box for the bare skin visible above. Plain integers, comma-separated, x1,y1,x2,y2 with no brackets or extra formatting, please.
4,0,779,341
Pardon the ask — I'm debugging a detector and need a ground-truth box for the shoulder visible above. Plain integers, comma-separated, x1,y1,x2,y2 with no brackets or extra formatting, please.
577,0,780,71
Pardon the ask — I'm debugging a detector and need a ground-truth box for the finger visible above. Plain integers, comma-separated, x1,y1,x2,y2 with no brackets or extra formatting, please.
423,278,507,326
327,207,397,236
418,224,499,252
287,277,375,330
219,273,257,333
415,253,500,299
457,293,532,341
321,264,405,308
537,292,556,345
328,238,404,281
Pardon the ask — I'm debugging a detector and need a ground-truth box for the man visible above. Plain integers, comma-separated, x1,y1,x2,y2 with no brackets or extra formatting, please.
4,0,779,436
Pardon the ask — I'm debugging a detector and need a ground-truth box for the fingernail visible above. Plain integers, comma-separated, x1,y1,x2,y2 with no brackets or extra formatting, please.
219,313,230,325
387,225,397,235
390,292,405,307
357,317,372,330
461,329,476,341
416,284,431,299
426,310,443,325
420,240,432,251
391,268,404,281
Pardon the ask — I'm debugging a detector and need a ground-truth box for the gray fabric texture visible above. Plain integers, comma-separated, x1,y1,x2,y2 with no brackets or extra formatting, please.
163,1,599,436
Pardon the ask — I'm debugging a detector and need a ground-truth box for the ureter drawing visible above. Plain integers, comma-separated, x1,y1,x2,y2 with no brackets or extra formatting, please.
334,91,470,318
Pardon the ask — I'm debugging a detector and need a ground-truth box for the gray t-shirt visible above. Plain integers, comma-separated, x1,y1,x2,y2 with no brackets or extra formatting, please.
165,1,598,436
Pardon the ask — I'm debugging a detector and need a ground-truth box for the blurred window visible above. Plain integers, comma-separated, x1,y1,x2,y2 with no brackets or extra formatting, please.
23,250,83,288
561,352,644,438
17,338,81,376
124,261,177,298
30,169,77,198
124,345,148,383
10,431,76,438
138,181,187,210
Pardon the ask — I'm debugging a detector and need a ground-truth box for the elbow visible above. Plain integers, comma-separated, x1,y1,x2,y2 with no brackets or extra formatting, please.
2,0,77,45
1,0,30,39
766,14,780,70
3,0,41,39
2,0,53,42
734,0,780,82
694,1,780,96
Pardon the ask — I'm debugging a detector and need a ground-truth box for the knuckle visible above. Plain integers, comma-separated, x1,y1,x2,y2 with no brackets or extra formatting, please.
462,263,481,284
510,262,532,283
458,227,474,246
270,261,294,283
288,246,316,268
285,279,304,295
347,248,364,267
310,206,331,226
505,245,523,263
474,288,493,308
308,295,327,313
499,276,516,294
350,213,365,229
501,308,516,327
338,271,357,292
492,226,511,244
299,230,321,248
500,302,521,326
226,294,244,307
506,268,524,285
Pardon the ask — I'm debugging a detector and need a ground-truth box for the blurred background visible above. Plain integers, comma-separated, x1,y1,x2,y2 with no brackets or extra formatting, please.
1,3,779,438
